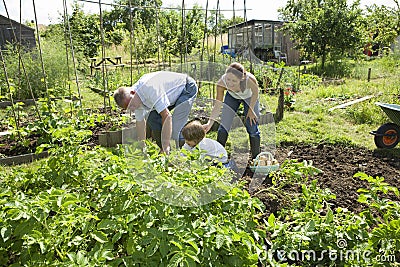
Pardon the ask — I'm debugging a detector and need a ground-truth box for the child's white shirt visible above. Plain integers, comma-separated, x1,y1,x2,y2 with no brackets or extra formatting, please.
182,138,228,163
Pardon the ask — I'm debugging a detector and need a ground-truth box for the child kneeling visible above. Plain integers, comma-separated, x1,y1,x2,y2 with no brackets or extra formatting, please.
181,120,239,174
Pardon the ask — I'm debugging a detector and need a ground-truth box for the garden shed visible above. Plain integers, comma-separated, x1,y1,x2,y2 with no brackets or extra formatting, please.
226,19,299,65
0,14,36,50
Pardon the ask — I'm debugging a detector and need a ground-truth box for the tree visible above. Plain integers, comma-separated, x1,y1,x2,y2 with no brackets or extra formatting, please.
158,5,204,57
131,19,158,64
158,9,180,58
365,3,400,52
206,11,244,35
98,1,242,61
68,3,100,58
220,16,245,34
106,0,162,31
181,5,205,55
279,0,365,70
392,0,400,33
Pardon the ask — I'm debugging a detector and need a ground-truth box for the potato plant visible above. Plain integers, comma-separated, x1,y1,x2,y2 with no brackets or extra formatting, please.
0,140,267,266
1,137,399,266
264,170,400,266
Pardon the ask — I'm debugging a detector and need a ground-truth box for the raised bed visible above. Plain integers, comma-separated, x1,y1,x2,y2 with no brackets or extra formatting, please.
0,96,80,109
0,151,49,166
98,125,137,147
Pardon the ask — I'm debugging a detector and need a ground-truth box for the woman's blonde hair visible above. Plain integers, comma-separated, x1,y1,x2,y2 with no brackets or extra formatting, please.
181,120,206,145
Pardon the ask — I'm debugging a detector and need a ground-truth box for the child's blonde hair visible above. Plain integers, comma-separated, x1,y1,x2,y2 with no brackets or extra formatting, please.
181,120,206,146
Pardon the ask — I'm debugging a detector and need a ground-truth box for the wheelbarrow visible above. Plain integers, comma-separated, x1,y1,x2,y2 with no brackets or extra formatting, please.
370,102,400,149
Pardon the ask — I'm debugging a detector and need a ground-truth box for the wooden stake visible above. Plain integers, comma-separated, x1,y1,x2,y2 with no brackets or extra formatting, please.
368,68,371,82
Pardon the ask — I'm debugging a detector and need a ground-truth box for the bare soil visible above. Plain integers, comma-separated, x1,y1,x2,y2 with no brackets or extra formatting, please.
244,142,400,215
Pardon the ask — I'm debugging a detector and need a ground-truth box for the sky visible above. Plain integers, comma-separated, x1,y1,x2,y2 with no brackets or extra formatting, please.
0,0,398,25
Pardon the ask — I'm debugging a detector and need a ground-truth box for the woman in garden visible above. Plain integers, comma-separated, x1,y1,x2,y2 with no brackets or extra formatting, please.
202,62,261,160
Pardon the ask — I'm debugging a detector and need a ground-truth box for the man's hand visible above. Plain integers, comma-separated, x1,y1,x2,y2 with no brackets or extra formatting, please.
160,108,172,153
160,145,171,155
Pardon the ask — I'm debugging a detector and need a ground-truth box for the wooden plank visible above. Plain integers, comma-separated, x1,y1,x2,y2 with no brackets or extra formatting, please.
328,95,374,112
93,64,125,69
98,126,137,147
0,151,48,166
0,99,35,108
0,131,11,137
0,96,81,109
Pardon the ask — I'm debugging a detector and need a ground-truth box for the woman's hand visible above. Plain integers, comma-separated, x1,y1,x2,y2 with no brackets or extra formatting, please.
246,109,258,126
203,121,214,133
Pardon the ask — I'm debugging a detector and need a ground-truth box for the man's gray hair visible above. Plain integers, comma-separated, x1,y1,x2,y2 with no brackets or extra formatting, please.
113,87,130,108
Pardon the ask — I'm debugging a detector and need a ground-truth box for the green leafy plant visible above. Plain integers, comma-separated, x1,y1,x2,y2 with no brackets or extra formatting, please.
355,172,400,261
265,179,371,266
0,39,71,100
0,142,267,266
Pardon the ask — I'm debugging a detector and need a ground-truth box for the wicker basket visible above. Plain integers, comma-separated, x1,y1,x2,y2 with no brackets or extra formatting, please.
249,151,279,174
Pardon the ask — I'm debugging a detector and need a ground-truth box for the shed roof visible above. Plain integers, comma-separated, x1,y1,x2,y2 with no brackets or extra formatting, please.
227,19,284,29
0,14,35,32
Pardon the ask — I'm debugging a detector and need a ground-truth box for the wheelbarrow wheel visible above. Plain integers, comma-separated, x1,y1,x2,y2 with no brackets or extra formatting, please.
374,123,400,149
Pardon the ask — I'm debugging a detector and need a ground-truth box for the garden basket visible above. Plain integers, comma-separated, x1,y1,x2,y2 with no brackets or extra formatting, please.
249,151,279,175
